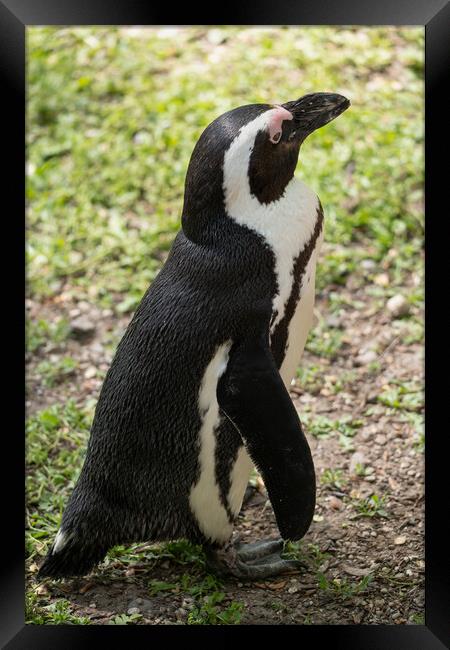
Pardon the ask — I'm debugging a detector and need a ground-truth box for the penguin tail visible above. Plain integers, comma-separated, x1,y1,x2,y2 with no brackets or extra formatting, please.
37,527,108,579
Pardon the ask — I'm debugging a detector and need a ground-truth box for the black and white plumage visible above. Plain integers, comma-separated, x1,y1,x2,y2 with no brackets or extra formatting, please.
38,92,350,578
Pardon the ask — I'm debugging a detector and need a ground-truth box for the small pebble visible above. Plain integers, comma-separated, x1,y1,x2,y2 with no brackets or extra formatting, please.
329,496,344,510
386,294,410,318
70,316,96,341
374,273,389,286
84,366,97,379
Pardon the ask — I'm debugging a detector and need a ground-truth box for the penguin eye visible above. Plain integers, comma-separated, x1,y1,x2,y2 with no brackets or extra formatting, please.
271,131,281,144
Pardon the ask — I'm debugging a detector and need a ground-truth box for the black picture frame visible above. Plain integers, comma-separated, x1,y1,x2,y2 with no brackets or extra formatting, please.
3,0,448,647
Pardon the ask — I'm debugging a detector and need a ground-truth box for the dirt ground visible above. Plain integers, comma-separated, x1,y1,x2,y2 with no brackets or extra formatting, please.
26,252,424,626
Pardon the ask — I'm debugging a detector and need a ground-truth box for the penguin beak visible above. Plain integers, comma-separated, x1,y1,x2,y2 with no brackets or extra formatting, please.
282,92,350,137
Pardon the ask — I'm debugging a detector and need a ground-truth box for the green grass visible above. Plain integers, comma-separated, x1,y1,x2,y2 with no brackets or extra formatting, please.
295,363,323,394
409,612,425,625
283,540,331,571
396,319,423,345
301,412,363,453
26,594,90,625
377,380,423,412
301,413,363,440
187,593,244,625
306,325,344,360
398,412,424,453
35,356,78,387
282,540,373,605
328,370,358,394
147,572,244,625
26,317,70,354
108,613,143,625
318,573,373,600
295,362,360,396
320,468,347,490
352,494,389,519
354,462,368,477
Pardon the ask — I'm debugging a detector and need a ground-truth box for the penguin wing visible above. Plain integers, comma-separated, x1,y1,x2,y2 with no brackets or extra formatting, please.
217,336,315,541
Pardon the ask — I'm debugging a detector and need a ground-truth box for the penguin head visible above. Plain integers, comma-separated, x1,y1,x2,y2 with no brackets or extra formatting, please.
182,93,349,237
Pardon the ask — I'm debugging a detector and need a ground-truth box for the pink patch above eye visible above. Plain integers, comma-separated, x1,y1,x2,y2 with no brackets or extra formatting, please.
267,106,293,144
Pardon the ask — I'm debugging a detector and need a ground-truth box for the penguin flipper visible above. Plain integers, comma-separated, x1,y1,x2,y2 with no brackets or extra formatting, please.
217,337,316,541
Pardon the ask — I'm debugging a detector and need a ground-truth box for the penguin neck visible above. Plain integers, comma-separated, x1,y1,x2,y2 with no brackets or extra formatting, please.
223,165,319,246
222,128,320,315
222,123,316,236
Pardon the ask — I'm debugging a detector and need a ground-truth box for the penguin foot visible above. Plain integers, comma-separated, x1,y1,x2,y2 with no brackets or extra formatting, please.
205,538,305,580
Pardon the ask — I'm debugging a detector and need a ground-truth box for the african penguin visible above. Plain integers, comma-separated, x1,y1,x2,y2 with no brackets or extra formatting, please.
38,92,350,579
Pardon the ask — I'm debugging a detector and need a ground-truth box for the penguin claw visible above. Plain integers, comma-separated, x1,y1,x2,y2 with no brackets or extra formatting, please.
205,538,305,580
